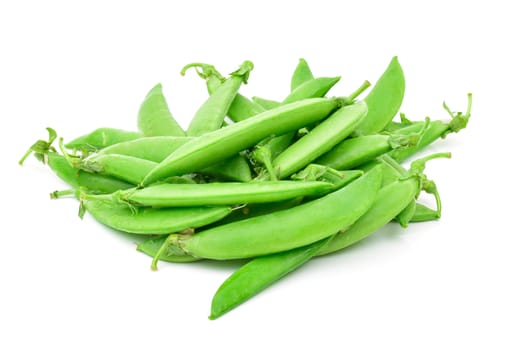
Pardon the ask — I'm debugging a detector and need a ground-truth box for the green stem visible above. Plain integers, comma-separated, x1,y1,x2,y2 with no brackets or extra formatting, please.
50,189,77,199
180,62,224,81
151,234,174,271
346,80,371,103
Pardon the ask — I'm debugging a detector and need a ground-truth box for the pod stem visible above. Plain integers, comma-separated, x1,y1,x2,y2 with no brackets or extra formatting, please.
346,80,372,104
151,234,175,271
58,137,82,168
230,60,254,84
50,189,77,199
443,93,472,134
387,117,431,150
19,127,57,165
291,164,344,181
251,145,278,181
180,62,225,81
421,180,442,218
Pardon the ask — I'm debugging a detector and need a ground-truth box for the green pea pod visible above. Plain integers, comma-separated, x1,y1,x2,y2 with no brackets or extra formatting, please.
319,153,450,255
79,154,156,185
290,58,314,92
252,96,281,110
65,128,143,151
315,127,426,170
81,198,232,235
166,165,382,260
205,70,265,123
96,136,192,162
136,236,201,263
183,61,254,135
389,94,472,162
271,101,368,179
137,83,185,137
282,76,340,104
142,98,340,185
353,56,405,136
113,181,334,207
395,198,416,228
199,154,252,182
209,236,331,320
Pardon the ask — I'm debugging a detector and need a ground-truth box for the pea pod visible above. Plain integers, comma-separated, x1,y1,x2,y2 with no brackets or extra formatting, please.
96,136,191,162
137,83,186,137
80,197,232,235
111,180,335,207
183,61,254,136
166,165,382,260
65,128,142,151
252,96,280,110
209,236,331,320
142,97,340,185
409,203,441,222
318,153,450,255
270,101,368,179
353,56,405,136
290,58,314,91
282,77,340,104
389,94,472,162
78,154,156,185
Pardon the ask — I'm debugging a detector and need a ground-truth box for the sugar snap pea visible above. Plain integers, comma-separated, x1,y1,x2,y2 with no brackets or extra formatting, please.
80,197,232,235
137,83,186,137
183,61,254,136
290,58,314,92
270,101,368,179
112,180,335,207
65,128,143,152
166,165,382,260
96,136,191,162
142,97,340,185
252,96,281,110
282,77,341,104
209,236,332,320
353,56,405,136
78,154,156,185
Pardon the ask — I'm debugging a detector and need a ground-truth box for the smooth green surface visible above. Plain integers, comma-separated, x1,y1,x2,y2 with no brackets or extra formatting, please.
272,101,368,179
354,56,405,135
173,166,382,259
142,98,339,185
210,236,330,320
120,181,334,207
282,77,340,104
97,136,191,162
137,83,185,137
79,154,156,185
83,200,231,234
290,58,314,91
65,128,142,151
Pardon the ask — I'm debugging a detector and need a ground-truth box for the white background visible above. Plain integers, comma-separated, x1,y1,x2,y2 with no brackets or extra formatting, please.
1,1,524,349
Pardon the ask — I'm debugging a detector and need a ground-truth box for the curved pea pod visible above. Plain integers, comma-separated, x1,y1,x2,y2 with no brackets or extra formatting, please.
209,236,331,320
142,98,340,185
318,153,450,255
115,180,335,207
166,165,382,260
46,152,133,193
271,101,368,179
81,198,232,235
96,136,192,162
65,128,143,151
290,58,314,92
282,76,340,104
183,61,254,136
137,83,185,137
389,94,472,162
136,236,201,263
353,56,405,136
315,132,421,170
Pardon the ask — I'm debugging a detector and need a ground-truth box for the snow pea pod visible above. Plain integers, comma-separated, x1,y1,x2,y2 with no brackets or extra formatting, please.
81,198,232,235
137,83,186,137
209,236,331,320
183,61,254,136
96,136,192,162
65,128,142,151
79,154,156,185
252,96,280,110
166,165,382,260
271,101,367,179
142,97,340,185
282,76,340,104
114,181,334,207
290,58,314,91
353,56,405,136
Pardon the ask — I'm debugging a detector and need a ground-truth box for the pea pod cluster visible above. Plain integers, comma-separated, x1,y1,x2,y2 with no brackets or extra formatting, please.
20,57,472,320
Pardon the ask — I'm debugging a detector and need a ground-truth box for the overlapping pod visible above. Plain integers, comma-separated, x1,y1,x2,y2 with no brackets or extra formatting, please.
167,165,382,260
142,97,341,185
65,128,143,151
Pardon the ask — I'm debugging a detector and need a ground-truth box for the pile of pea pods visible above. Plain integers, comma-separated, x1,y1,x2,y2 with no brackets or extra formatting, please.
20,57,472,319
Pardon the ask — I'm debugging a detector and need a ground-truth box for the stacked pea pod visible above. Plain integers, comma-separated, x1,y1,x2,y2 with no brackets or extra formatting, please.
20,57,472,320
